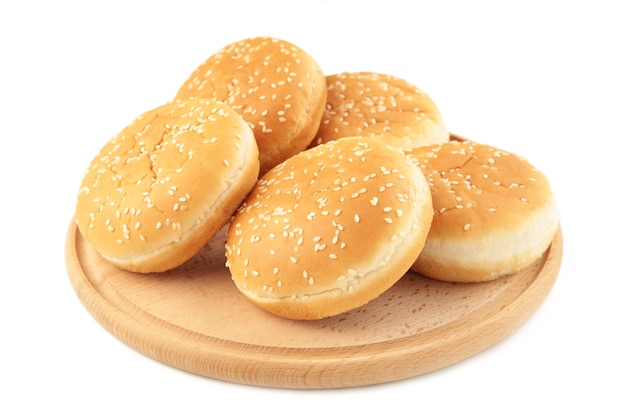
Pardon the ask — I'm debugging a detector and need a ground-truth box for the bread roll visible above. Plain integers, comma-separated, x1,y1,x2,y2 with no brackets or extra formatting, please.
407,140,559,282
75,98,259,273
175,36,327,175
226,137,433,320
310,72,449,149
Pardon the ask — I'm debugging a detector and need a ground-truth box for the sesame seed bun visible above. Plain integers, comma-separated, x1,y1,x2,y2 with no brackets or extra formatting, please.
310,72,449,149
406,140,559,282
174,36,327,175
225,137,433,320
75,98,260,273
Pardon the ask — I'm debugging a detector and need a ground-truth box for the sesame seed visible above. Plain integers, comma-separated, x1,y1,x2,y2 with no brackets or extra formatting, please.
463,223,471,230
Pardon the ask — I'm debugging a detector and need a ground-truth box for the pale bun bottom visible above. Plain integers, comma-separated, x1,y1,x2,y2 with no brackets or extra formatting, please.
412,203,559,283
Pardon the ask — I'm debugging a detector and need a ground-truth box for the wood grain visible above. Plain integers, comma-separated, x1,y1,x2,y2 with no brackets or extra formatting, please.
65,217,562,389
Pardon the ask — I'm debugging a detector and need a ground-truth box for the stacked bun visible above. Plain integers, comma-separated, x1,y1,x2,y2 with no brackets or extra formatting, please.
225,137,433,320
311,72,449,150
406,140,559,282
74,99,259,273
74,35,559,320
175,36,327,176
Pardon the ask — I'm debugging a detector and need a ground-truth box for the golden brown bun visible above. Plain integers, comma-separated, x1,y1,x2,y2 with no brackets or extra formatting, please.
406,140,559,282
226,137,434,320
75,98,260,273
310,72,449,149
174,36,327,175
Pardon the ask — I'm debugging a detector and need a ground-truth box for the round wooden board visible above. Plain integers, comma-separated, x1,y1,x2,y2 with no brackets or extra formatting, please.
65,219,563,389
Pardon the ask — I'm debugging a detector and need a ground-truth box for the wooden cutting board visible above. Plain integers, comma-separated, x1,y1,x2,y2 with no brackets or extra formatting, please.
65,216,562,389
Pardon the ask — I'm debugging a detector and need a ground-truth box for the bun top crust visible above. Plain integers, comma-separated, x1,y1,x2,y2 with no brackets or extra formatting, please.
175,36,327,175
75,98,259,272
311,72,449,149
226,137,433,319
406,140,556,239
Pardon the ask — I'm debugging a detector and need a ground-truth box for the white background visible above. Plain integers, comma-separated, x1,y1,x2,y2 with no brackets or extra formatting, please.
2,0,624,415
